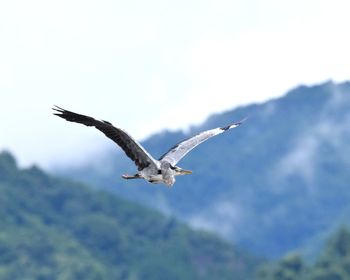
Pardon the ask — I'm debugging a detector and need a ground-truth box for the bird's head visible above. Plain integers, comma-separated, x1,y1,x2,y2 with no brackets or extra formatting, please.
173,166,193,176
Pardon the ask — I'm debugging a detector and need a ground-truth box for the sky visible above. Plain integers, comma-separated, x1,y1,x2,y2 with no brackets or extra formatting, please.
1,0,350,167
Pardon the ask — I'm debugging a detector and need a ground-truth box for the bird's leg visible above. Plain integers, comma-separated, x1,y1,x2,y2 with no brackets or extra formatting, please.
122,174,141,180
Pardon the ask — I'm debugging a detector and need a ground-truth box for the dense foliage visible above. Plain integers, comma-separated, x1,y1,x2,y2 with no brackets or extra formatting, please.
0,151,259,280
256,227,350,280
60,81,350,257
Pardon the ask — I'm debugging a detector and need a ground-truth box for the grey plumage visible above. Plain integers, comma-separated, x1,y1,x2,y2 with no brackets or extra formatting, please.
53,106,245,187
159,122,244,166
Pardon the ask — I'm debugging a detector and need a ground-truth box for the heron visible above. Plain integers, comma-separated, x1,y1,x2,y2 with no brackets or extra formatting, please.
53,106,245,187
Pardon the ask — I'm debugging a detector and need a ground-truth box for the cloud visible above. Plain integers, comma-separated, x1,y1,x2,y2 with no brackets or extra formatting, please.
1,0,350,167
187,200,243,239
274,85,350,190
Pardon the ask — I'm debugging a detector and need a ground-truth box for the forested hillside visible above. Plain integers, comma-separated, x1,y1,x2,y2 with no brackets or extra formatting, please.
0,151,259,279
59,81,350,258
257,227,350,280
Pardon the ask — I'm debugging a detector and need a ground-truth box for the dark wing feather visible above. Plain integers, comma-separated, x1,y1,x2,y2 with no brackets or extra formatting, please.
53,106,157,170
159,119,245,166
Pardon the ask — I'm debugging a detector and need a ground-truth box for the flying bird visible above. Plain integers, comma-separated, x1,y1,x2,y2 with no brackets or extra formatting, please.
53,106,245,187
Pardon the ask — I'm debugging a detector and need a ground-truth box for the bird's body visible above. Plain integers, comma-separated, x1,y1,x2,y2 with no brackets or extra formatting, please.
122,161,184,186
53,106,244,187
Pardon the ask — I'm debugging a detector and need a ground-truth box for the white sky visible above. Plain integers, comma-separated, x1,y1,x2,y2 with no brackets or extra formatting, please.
0,0,349,167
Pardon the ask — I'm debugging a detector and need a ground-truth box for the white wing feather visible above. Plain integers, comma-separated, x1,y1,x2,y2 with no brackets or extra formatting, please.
159,120,244,166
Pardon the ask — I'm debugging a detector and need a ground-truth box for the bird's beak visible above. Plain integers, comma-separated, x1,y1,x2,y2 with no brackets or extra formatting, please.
180,169,192,175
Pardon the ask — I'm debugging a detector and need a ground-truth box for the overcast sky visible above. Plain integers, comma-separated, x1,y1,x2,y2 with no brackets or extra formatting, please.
1,0,349,167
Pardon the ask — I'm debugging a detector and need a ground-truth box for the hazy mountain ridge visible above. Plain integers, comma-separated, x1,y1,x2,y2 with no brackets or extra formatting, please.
0,151,260,279
59,81,350,258
256,227,350,280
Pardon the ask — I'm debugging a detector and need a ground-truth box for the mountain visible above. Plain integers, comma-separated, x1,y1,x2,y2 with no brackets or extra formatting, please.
256,226,350,280
0,151,259,280
58,80,350,258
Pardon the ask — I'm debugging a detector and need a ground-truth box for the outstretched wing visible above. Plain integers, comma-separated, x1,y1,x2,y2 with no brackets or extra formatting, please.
159,119,246,166
53,106,158,171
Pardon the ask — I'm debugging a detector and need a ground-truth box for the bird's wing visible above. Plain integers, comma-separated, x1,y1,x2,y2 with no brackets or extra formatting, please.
53,106,158,171
159,119,246,166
